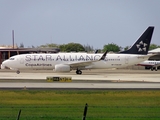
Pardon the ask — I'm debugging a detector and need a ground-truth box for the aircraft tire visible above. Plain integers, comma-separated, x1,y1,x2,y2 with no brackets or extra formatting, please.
76,70,82,75
16,70,20,74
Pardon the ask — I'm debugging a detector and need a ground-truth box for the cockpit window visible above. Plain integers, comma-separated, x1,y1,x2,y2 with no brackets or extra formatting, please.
9,58,15,60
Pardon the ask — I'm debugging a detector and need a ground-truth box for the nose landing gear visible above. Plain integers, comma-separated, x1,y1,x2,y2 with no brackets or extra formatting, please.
76,69,82,75
16,70,20,74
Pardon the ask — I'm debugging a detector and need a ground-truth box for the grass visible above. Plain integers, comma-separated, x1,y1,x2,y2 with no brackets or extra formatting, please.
0,90,160,120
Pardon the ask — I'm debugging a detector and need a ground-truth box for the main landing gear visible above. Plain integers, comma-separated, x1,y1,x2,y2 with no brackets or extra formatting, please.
151,67,158,71
76,69,82,75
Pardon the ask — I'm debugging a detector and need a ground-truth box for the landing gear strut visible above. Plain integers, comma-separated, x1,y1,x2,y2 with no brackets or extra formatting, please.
151,67,158,71
76,69,82,75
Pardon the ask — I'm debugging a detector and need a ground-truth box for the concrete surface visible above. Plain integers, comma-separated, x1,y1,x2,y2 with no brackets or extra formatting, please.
0,69,160,89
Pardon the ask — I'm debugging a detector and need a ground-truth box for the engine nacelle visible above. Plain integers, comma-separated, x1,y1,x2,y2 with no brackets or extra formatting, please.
54,64,71,72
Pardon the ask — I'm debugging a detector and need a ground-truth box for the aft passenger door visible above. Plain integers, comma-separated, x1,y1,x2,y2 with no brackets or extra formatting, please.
125,56,130,64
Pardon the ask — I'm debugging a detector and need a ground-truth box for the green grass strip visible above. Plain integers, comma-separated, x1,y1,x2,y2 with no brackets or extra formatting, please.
0,90,160,120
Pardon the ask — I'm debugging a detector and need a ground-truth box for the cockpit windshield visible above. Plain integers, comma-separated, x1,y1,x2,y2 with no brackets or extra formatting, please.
9,58,15,60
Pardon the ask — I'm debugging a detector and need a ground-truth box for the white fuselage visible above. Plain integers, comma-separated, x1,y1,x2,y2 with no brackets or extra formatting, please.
137,60,160,66
1,53,152,71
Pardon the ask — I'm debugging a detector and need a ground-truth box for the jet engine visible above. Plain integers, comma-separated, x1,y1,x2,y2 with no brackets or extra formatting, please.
55,64,71,72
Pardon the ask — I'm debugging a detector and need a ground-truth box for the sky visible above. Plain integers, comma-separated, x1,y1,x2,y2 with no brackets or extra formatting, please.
0,0,160,49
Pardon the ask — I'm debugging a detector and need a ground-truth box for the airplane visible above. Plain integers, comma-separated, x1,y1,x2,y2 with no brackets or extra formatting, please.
136,60,160,71
1,26,155,74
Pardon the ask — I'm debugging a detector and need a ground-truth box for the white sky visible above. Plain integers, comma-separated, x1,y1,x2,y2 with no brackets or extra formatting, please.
0,0,160,49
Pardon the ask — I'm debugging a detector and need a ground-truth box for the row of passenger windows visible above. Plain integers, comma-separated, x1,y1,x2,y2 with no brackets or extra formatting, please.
149,62,160,64
107,59,120,61
8,57,120,61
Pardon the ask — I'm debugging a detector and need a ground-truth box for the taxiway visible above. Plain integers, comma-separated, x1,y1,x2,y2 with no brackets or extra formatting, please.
0,69,160,90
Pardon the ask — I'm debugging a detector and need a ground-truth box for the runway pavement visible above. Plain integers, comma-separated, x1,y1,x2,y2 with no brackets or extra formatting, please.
0,69,160,90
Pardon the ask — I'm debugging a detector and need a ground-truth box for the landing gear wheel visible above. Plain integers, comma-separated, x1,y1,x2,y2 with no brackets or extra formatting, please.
16,70,20,74
76,70,82,75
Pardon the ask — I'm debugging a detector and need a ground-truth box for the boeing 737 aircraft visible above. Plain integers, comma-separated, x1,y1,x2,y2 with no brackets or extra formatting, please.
136,60,160,71
1,26,155,74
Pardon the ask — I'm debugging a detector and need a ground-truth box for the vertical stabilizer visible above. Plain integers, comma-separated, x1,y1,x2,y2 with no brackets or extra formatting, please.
120,26,154,54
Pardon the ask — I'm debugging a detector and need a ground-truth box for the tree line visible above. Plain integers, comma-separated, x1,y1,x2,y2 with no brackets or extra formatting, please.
19,42,160,53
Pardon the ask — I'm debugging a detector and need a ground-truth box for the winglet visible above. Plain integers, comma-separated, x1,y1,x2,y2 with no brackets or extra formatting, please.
95,50,98,54
99,50,108,60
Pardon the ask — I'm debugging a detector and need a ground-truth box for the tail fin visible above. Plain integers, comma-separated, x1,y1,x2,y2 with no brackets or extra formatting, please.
119,26,154,55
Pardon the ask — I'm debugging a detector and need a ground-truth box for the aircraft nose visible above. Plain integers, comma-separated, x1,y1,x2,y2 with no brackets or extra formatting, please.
1,60,10,69
1,63,5,69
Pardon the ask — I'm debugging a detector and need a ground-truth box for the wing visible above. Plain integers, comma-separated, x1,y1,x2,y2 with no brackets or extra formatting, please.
67,50,108,69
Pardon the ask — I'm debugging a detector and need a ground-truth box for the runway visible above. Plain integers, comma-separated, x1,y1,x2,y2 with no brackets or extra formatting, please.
0,69,160,90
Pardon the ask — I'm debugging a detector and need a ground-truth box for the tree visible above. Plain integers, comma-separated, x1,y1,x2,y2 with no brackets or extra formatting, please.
38,43,85,52
124,46,130,51
83,44,94,52
19,43,24,48
103,43,120,52
60,43,85,52
59,44,66,51
39,43,58,48
149,44,160,50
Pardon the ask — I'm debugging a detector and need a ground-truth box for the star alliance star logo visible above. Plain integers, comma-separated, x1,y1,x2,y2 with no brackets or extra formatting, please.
136,40,148,52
